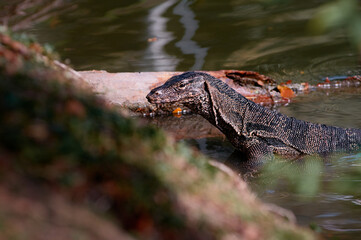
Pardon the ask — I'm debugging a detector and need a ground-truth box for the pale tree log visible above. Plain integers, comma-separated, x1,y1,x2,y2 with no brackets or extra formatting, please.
79,70,361,116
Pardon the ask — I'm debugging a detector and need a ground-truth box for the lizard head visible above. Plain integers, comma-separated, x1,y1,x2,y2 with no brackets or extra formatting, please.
146,71,211,107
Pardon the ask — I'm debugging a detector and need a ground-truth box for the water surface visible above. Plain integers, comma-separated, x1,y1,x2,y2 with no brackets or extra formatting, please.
12,0,361,82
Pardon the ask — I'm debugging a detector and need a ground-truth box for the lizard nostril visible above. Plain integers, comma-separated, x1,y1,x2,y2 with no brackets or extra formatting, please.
146,89,161,102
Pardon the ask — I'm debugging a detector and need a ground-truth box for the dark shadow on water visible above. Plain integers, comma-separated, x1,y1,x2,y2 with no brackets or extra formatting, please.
182,137,264,181
223,150,263,180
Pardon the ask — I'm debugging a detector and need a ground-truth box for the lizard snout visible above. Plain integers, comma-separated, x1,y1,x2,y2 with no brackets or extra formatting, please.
146,88,163,103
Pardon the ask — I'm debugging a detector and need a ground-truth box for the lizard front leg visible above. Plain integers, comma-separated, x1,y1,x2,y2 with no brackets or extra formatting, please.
249,130,304,157
243,137,273,162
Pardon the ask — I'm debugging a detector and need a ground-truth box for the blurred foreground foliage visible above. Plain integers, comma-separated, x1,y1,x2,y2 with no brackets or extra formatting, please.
329,154,361,197
310,0,361,52
263,0,361,52
0,29,317,239
257,157,323,197
256,154,361,199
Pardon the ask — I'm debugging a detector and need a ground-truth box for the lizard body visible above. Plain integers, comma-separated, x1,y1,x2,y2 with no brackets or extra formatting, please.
147,72,361,161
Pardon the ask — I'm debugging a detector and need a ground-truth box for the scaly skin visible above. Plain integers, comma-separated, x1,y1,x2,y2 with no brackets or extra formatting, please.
147,72,361,161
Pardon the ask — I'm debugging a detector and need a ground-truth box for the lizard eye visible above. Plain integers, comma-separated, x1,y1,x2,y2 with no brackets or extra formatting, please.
178,82,187,89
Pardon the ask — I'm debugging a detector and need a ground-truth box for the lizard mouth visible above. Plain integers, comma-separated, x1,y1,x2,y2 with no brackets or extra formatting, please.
148,99,177,104
148,99,166,104
146,93,176,104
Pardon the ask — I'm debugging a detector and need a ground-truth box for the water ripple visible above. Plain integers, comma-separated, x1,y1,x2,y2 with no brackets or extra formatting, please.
323,219,361,232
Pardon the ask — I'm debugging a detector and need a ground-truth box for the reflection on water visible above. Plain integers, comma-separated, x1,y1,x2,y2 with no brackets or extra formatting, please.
147,0,179,71
173,0,208,70
11,0,360,78
146,0,208,71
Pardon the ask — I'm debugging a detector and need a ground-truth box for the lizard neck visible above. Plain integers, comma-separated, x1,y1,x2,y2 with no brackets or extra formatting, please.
184,78,250,149
183,92,215,122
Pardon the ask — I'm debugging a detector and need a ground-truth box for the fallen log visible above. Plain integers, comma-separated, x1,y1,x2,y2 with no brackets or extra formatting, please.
80,70,361,116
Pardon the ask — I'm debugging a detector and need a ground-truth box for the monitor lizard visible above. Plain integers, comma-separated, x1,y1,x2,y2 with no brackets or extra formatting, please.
147,72,361,161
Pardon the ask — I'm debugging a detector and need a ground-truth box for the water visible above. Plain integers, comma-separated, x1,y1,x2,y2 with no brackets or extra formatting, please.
3,0,361,238
8,0,361,80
